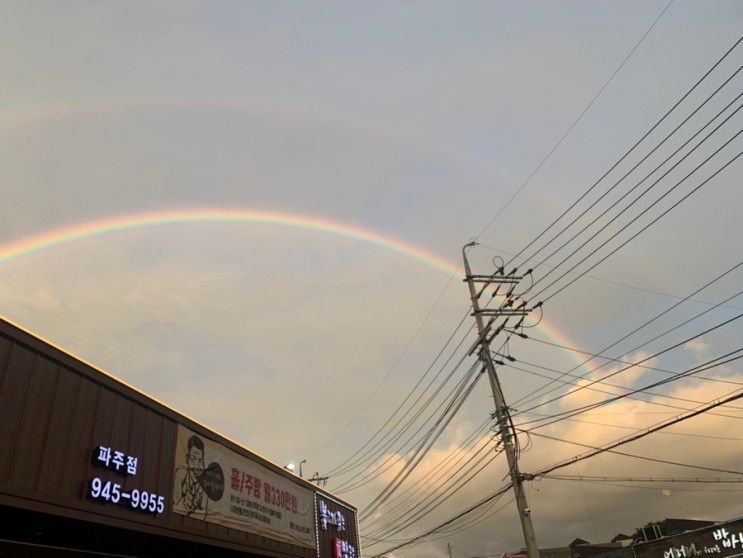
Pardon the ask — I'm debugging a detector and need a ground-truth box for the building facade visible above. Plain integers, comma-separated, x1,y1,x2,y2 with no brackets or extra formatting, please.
0,317,359,557
634,518,743,558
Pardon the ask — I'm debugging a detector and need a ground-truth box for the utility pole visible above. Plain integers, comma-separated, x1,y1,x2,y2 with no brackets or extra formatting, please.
462,242,540,558
448,542,454,558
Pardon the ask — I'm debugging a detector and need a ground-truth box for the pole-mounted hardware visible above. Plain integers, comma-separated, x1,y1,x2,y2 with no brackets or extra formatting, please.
462,243,540,558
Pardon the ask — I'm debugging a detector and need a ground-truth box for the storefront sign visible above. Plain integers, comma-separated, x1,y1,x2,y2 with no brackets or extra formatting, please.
319,499,357,558
171,425,316,548
94,445,138,475
636,518,743,558
88,445,165,515
332,537,357,558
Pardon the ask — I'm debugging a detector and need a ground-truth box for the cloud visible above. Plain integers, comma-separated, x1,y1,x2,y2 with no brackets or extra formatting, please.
356,368,743,557
685,338,712,362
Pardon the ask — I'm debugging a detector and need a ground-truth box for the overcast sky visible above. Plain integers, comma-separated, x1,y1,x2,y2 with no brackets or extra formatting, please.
1,1,742,557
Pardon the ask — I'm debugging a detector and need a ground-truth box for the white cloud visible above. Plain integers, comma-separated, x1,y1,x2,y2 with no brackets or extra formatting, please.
685,338,712,361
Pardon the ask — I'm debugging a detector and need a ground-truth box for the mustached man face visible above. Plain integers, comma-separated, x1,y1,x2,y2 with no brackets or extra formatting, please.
187,445,205,476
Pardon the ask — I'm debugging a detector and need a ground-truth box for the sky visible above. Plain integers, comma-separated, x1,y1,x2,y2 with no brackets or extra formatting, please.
1,1,742,557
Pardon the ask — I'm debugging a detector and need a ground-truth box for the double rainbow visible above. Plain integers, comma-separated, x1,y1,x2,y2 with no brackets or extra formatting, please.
0,208,585,371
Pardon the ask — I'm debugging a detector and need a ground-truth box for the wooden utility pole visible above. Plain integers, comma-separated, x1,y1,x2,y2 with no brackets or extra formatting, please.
462,242,540,558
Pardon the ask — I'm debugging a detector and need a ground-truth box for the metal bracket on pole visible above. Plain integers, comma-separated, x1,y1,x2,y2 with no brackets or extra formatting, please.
474,309,530,317
462,243,540,558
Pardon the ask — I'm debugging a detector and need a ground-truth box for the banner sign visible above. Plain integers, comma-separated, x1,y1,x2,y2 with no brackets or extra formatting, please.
172,425,316,549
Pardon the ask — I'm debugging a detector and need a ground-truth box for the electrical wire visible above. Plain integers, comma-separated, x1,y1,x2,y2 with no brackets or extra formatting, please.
544,474,743,483
362,38,743,548
525,87,743,279
512,259,743,410
518,333,743,387
546,478,743,493
310,270,460,460
338,300,517,490
365,445,503,540
513,313,743,424
537,146,742,303
524,387,743,479
520,411,743,441
360,363,486,519
476,0,676,240
503,34,742,267
506,360,743,420
479,242,743,311
328,312,475,479
363,434,498,531
362,418,494,516
525,430,743,476
368,486,514,557
335,357,480,492
516,343,743,431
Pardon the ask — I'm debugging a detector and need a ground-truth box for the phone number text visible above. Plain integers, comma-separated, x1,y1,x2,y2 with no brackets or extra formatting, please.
89,477,165,514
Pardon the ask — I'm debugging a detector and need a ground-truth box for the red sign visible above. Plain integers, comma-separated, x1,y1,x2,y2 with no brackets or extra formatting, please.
334,537,342,558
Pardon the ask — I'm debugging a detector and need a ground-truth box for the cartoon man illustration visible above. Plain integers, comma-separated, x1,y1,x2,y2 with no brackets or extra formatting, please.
175,435,208,518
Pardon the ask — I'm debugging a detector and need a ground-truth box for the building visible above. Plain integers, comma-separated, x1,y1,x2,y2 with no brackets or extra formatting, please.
634,517,743,558
0,316,359,557
539,533,638,558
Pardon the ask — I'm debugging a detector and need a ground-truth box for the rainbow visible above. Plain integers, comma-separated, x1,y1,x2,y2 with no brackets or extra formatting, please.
0,98,481,173
0,208,586,371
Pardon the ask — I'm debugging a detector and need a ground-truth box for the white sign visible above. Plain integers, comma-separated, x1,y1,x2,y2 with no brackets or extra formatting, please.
172,425,316,548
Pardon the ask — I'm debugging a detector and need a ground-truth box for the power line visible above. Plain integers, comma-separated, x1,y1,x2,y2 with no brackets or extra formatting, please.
512,259,743,410
525,430,743,476
327,310,474,479
363,28,740,558
518,333,743,387
521,412,743,442
526,105,742,297
365,445,503,541
323,11,681,484
503,33,742,266
524,387,743,479
517,348,743,432
528,428,743,476
368,485,514,557
325,9,683,479
368,90,741,552
513,314,743,424
334,350,480,492
480,242,743,310
525,85,742,277
359,363,485,518
344,299,520,499
309,270,460,460
545,474,743,483
507,359,743,420
537,146,743,303
549,478,743,493
476,0,675,240
362,418,494,520
338,306,514,495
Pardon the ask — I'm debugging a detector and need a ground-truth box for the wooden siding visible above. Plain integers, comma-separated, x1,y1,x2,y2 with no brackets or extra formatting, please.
0,318,356,558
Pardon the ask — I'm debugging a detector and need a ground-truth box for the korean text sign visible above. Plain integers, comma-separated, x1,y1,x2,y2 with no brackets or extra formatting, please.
172,425,316,548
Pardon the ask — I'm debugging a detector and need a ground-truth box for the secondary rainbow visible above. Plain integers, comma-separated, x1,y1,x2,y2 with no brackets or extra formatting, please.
0,208,587,372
